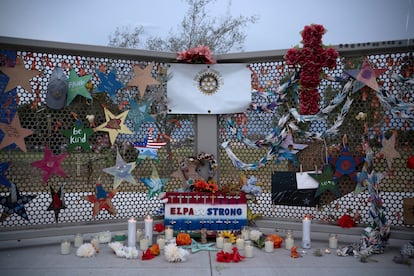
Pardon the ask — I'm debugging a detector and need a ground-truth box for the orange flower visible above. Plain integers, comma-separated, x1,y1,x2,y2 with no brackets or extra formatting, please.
149,243,160,256
266,234,283,248
176,233,192,246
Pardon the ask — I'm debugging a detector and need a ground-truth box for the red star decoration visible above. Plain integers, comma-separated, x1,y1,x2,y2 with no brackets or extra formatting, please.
83,183,118,217
47,184,66,223
329,147,364,181
31,146,69,184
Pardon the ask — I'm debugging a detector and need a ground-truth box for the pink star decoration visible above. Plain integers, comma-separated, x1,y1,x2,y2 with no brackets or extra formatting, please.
31,146,69,184
355,59,387,92
379,130,401,173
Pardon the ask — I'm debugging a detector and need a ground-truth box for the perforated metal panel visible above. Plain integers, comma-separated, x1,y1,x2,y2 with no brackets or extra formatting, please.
0,43,413,230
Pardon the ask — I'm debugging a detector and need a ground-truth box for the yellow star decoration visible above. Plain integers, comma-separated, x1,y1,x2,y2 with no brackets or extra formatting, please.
94,108,133,145
127,62,160,98
0,57,41,93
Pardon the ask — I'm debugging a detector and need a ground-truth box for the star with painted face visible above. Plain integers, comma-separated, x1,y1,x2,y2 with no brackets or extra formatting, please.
103,148,137,189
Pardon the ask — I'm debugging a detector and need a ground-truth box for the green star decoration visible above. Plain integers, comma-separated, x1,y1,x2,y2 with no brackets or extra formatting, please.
139,163,168,199
181,239,218,253
61,120,93,152
67,69,92,106
309,165,342,198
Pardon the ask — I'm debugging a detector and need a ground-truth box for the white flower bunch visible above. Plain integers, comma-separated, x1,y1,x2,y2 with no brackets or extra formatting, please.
76,243,96,258
249,229,263,242
108,242,139,259
164,243,190,262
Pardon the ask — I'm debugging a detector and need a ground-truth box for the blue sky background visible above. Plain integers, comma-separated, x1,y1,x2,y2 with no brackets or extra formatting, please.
0,0,413,52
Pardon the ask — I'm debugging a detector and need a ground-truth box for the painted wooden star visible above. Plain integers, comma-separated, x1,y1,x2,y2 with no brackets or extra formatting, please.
0,57,40,93
94,107,133,145
66,69,92,106
133,128,166,163
103,148,137,189
0,182,36,222
95,70,124,101
344,59,387,92
61,119,94,152
0,112,33,152
31,146,69,184
379,131,401,171
309,164,342,198
47,184,66,223
139,164,168,199
83,183,118,217
127,98,155,132
127,62,160,98
329,146,364,181
181,239,218,253
0,161,12,188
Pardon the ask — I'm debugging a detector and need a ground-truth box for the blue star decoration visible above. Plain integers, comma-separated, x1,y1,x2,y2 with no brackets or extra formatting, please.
181,239,218,253
139,164,168,199
103,148,137,189
329,146,364,181
0,161,12,188
0,182,36,222
61,119,94,152
47,184,66,223
67,69,92,106
355,166,384,195
127,98,155,132
309,164,342,198
95,70,124,101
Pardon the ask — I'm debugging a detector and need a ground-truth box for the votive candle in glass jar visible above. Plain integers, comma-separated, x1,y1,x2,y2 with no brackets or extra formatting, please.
74,233,83,248
329,234,338,249
284,230,294,250
61,240,71,255
265,237,274,253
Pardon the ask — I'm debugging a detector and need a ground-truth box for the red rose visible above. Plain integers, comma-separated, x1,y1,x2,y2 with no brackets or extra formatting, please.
407,155,414,169
154,223,165,232
338,214,356,228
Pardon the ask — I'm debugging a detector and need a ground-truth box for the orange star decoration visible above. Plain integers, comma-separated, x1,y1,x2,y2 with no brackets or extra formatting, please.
356,59,387,92
0,57,41,93
0,112,33,152
94,108,133,145
83,183,118,217
127,62,160,98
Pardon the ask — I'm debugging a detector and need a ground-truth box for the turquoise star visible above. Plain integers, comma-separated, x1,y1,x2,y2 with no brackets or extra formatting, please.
103,148,137,189
181,239,218,253
309,165,341,198
61,120,94,152
127,98,155,132
139,164,168,199
67,69,92,106
95,70,124,101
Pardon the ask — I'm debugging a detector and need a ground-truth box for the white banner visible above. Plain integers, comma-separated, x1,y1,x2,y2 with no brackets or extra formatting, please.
167,64,251,114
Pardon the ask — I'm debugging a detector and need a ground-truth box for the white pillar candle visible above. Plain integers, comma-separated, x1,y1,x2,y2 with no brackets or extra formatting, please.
329,234,338,249
60,240,71,255
264,238,274,253
74,233,83,247
223,238,232,253
241,226,250,240
245,243,254,258
216,236,224,248
157,235,165,250
236,237,244,250
144,215,153,245
165,225,174,241
128,217,137,248
302,216,311,249
140,237,149,250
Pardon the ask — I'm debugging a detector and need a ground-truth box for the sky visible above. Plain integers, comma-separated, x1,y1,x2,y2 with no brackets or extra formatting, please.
0,0,413,53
